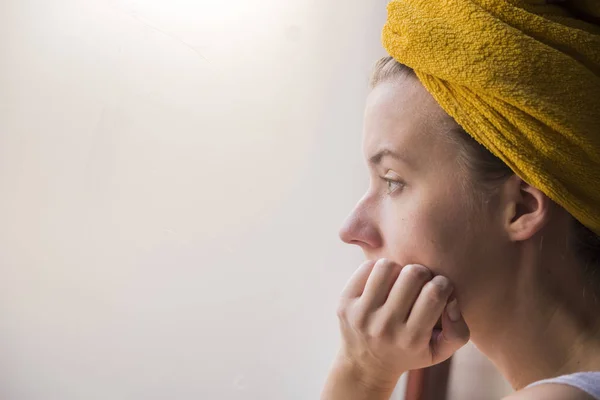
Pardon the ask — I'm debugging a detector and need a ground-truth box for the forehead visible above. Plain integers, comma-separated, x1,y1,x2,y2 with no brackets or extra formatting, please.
363,79,458,163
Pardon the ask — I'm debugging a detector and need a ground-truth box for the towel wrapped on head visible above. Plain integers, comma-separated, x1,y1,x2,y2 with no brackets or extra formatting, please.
382,0,600,234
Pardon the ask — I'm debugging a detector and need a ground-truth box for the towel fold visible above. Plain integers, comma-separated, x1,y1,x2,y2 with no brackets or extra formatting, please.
382,0,600,234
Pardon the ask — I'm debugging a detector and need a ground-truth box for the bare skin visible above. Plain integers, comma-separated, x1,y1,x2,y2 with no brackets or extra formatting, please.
321,77,600,400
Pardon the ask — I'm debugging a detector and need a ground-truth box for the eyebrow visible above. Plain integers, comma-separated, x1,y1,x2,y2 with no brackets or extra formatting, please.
368,148,412,167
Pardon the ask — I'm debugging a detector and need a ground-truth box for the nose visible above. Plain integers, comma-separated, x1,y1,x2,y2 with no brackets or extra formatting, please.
338,199,383,250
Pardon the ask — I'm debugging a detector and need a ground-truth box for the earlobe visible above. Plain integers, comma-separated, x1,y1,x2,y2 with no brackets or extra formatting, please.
503,176,550,241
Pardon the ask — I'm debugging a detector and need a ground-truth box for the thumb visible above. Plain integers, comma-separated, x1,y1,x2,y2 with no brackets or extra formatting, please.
431,298,470,364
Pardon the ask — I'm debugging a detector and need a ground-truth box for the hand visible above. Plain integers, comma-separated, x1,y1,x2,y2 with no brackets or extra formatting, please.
335,259,470,390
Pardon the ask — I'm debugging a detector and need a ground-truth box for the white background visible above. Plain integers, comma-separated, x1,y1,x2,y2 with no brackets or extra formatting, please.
0,0,511,399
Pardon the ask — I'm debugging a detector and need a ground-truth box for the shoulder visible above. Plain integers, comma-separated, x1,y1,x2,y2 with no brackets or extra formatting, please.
502,383,595,400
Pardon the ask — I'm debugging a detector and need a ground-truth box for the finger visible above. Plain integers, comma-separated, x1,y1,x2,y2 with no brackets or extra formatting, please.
406,275,453,338
383,264,433,322
359,259,403,310
340,260,377,299
431,298,470,364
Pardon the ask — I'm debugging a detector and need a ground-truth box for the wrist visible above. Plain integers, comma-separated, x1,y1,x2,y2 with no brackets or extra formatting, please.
333,350,401,393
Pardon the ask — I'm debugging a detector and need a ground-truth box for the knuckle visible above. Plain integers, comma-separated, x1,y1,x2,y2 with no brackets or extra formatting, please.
353,314,369,331
348,304,369,330
424,278,450,302
403,329,423,348
366,315,392,339
432,275,451,292
374,258,395,269
336,302,348,320
360,259,378,270
367,325,387,340
402,264,432,282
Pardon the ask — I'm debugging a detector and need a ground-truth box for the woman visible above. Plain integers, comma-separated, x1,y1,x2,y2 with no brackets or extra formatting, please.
321,1,600,399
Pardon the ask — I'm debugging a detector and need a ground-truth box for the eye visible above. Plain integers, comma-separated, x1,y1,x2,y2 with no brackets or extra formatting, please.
382,177,405,195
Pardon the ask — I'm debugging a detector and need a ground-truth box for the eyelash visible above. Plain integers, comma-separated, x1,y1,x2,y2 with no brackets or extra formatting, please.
381,177,405,195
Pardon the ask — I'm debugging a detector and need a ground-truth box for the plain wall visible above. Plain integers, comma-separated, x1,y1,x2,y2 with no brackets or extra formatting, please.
0,0,388,399
0,1,511,399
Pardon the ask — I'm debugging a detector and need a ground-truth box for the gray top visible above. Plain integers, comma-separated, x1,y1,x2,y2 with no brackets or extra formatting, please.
526,372,600,399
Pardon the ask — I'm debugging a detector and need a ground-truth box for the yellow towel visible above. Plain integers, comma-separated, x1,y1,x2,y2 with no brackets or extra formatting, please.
382,0,600,235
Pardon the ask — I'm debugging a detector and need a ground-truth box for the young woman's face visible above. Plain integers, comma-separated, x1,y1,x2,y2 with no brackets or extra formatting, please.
339,77,510,310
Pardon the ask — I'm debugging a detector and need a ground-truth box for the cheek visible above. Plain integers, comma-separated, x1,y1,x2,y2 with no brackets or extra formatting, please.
380,190,478,281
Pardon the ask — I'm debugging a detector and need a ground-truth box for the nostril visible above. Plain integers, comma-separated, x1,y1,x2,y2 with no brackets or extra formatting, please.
346,239,367,248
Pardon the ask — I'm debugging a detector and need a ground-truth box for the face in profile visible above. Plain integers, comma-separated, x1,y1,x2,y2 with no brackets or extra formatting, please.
339,77,510,313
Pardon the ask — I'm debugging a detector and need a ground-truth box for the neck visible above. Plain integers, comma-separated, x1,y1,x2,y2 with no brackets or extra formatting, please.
467,238,600,390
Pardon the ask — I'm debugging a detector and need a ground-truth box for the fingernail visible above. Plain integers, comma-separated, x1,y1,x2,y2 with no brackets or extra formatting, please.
447,299,461,322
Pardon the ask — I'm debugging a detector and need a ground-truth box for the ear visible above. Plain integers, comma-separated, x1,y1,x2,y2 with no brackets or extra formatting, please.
502,175,551,241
